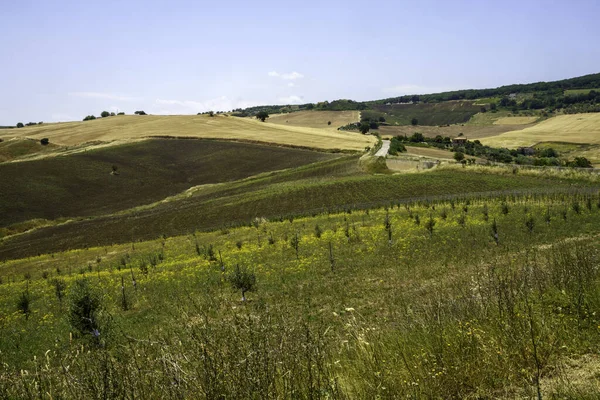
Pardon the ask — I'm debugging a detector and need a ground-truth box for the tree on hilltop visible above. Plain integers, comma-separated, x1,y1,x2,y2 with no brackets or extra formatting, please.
101,111,110,118
256,111,269,122
16,122,24,128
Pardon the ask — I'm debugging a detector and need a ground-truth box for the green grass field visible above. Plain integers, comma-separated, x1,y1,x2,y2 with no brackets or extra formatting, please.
0,114,375,152
372,101,482,126
0,139,336,227
564,88,600,95
1,163,595,260
1,190,600,398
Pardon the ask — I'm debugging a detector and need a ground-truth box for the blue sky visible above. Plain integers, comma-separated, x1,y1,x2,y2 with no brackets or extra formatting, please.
1,0,599,125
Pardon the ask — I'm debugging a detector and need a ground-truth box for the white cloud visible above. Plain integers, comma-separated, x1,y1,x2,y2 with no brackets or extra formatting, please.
278,95,304,104
68,92,140,102
268,71,304,80
153,96,263,114
287,82,295,87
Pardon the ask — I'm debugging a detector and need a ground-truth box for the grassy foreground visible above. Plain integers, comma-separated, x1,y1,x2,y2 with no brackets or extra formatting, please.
1,191,600,398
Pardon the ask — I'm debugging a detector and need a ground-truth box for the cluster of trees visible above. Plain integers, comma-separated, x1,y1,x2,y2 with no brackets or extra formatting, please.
393,134,593,168
15,122,43,128
496,90,599,112
83,111,127,121
373,73,600,104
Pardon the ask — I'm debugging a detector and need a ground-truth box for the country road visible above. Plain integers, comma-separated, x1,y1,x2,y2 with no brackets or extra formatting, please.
375,139,390,157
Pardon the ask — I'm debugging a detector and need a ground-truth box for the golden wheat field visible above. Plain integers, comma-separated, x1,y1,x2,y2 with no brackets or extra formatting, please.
482,113,600,148
0,114,374,151
266,110,360,129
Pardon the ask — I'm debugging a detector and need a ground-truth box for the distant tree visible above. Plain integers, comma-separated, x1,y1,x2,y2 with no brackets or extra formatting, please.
110,112,116,116
411,117,418,126
359,122,370,134
101,111,110,118
40,138,49,145
228,265,256,302
409,132,424,142
567,157,593,168
134,111,147,115
480,106,487,113
117,112,125,115
490,102,497,111
327,121,332,125
83,115,96,121
454,151,465,162
208,111,215,117
255,111,269,122
16,122,24,128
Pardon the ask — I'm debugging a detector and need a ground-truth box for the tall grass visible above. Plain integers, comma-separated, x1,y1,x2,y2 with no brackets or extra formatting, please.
1,193,600,398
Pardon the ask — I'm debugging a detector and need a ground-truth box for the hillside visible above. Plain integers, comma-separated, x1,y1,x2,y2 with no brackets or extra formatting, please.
2,190,600,398
0,139,337,228
0,114,375,152
1,163,595,260
481,113,600,164
267,110,359,129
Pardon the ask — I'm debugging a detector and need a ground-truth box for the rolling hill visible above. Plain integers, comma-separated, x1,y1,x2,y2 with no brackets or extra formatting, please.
0,114,375,152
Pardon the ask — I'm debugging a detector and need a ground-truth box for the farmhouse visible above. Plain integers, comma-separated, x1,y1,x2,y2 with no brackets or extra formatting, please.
452,137,468,144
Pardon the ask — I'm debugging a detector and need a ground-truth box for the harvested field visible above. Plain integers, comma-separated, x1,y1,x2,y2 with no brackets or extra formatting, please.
267,110,359,129
0,114,375,151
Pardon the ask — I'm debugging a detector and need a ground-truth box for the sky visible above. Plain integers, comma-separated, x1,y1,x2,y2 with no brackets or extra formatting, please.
1,0,600,125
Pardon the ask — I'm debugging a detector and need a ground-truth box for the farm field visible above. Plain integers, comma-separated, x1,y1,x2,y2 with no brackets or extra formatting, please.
1,191,600,398
0,139,337,227
1,164,596,260
404,145,456,160
0,114,375,152
371,100,482,126
267,110,359,129
565,88,600,95
0,138,62,162
482,113,600,165
483,113,600,148
378,123,528,140
493,116,539,125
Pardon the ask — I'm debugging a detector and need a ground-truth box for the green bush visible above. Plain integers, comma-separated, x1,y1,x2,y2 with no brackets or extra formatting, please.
228,265,256,301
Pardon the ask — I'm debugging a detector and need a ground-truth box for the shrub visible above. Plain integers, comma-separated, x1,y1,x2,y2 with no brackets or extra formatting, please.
51,278,67,304
16,122,24,128
83,115,96,121
40,138,49,145
17,290,31,319
68,279,104,339
134,110,147,115
228,265,256,302
454,152,465,162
